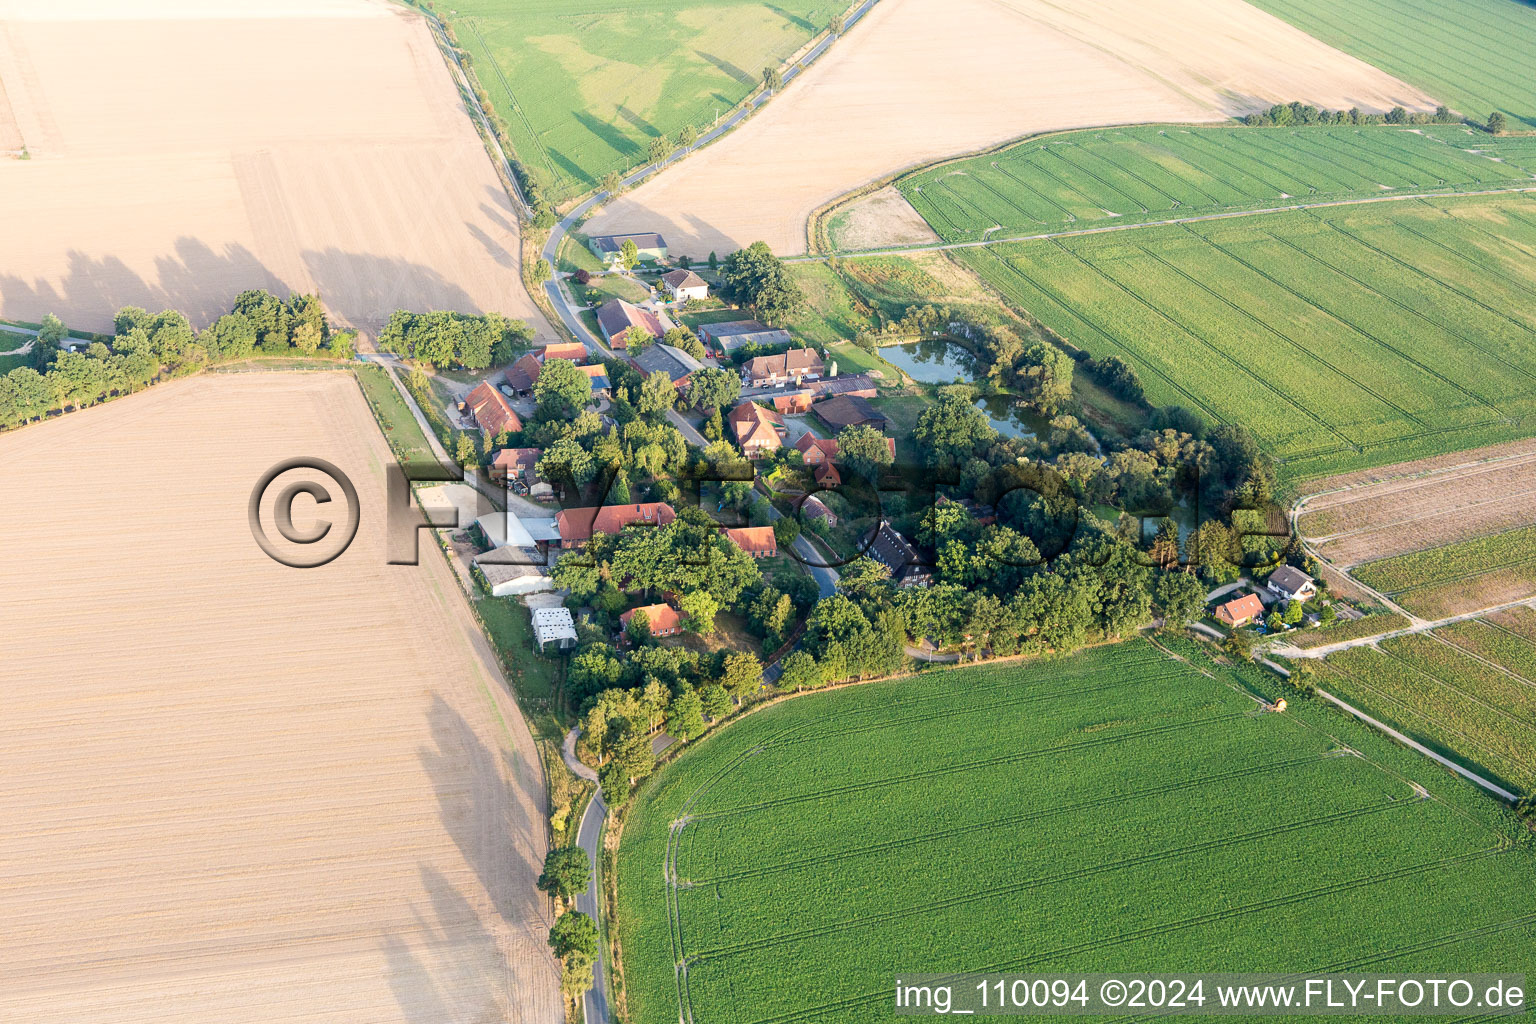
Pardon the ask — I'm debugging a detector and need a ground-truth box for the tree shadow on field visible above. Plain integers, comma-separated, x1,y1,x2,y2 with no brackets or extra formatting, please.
695,50,754,87
465,222,517,270
574,109,644,163
766,3,816,32
380,863,529,1024
0,237,504,340
419,694,547,938
615,104,660,140
0,239,291,335
298,248,481,336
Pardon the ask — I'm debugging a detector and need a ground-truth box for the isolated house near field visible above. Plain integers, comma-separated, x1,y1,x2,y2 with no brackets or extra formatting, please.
621,602,683,637
811,393,886,432
1215,593,1265,628
724,526,777,558
630,343,704,389
589,232,668,265
595,299,665,349
659,268,709,302
1266,565,1318,602
727,401,785,457
867,520,932,587
555,501,676,547
698,319,793,357
463,380,522,435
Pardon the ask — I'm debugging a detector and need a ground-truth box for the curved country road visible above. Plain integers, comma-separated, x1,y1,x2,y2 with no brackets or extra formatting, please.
561,730,610,1024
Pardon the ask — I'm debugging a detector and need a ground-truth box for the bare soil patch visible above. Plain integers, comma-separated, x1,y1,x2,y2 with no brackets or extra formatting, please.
1301,436,1536,498
830,186,939,250
1488,605,1536,642
0,0,552,339
1299,453,1536,567
0,373,559,1024
1395,567,1536,621
584,0,1428,257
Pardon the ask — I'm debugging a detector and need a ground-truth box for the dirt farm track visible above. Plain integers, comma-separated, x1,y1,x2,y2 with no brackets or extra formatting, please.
0,0,551,337
0,373,560,1024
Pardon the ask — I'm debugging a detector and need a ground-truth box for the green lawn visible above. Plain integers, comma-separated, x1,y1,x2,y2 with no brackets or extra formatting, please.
576,273,652,307
898,123,1536,245
353,365,436,465
475,595,564,726
824,340,905,384
0,352,28,374
616,636,1536,1024
958,193,1536,487
449,0,847,201
1320,628,1536,793
784,261,875,346
1246,0,1536,129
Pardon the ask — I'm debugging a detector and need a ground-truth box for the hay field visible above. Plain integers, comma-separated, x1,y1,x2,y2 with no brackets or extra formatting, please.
0,373,560,1024
583,0,1430,257
0,0,552,339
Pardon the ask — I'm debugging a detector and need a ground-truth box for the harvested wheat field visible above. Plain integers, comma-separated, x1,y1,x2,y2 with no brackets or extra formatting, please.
584,0,1431,257
0,373,559,1024
1298,443,1536,568
0,0,552,339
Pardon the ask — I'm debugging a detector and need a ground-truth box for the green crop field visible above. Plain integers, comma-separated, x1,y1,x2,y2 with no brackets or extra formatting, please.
1319,630,1536,794
955,193,1536,485
1246,0,1536,129
896,124,1536,245
448,0,845,201
615,638,1536,1024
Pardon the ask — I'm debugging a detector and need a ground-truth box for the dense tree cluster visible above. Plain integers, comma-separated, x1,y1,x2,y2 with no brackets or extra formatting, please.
718,242,804,324
550,506,764,628
1,292,354,430
377,309,534,370
1242,100,1459,128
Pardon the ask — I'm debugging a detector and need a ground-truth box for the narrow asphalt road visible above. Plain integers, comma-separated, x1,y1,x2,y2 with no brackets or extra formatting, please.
561,729,609,1024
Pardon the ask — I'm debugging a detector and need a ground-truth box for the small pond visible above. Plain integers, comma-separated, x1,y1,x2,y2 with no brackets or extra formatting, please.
881,338,981,383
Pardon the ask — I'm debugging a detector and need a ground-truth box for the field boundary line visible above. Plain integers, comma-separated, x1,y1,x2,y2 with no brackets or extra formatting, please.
1430,628,1536,693
794,185,1536,261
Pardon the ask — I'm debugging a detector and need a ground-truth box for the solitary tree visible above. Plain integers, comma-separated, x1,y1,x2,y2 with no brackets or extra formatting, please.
1488,111,1508,135
1283,598,1305,626
678,124,698,151
537,846,591,904
762,66,784,93
647,135,669,165
830,12,846,34
620,237,641,270
601,169,622,194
